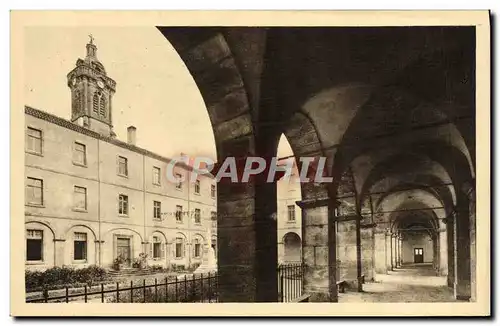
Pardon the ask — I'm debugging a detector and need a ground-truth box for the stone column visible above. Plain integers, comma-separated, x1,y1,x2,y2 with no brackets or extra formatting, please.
391,234,397,269
374,227,388,274
385,231,392,271
396,236,400,266
217,180,277,302
361,224,375,281
298,198,338,302
438,225,448,276
433,234,438,270
399,237,403,265
446,216,455,287
454,208,471,301
337,219,358,289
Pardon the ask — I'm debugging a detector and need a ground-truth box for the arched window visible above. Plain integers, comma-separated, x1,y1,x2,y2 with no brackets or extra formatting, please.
93,93,99,113
99,96,106,117
73,90,80,112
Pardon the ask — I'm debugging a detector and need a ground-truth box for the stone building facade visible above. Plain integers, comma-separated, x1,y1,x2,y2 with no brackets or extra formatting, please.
24,39,217,271
24,38,305,272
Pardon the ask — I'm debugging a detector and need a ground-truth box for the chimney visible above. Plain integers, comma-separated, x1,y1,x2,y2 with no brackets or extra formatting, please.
127,126,137,146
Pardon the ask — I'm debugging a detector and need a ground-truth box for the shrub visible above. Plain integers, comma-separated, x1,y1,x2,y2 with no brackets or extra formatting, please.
149,264,166,273
189,263,201,271
25,265,108,291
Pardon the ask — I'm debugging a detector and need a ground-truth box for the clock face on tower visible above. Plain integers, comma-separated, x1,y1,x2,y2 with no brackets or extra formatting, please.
97,80,104,89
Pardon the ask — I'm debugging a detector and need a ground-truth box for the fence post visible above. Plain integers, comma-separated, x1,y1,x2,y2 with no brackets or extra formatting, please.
130,280,134,303
65,286,69,303
84,285,87,303
143,279,147,303
101,283,104,303
192,274,196,301
280,269,284,302
154,278,158,302
208,272,211,302
43,288,49,303
200,273,204,302
175,277,178,302
116,282,120,302
165,277,168,302
184,275,187,302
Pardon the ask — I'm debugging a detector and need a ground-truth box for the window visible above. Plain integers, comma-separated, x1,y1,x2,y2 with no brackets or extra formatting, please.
194,239,201,258
26,127,42,154
287,205,296,221
152,236,162,259
194,208,201,224
74,186,87,210
118,194,128,215
73,142,86,165
175,173,183,189
99,97,106,117
194,180,200,194
175,205,183,222
26,177,43,206
211,185,216,198
73,232,87,261
117,156,128,176
93,93,99,113
175,237,184,258
152,167,161,185
211,211,217,229
26,229,43,261
153,201,161,220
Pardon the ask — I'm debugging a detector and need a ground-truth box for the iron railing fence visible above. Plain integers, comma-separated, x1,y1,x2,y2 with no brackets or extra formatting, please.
27,263,306,303
277,262,305,302
26,272,218,303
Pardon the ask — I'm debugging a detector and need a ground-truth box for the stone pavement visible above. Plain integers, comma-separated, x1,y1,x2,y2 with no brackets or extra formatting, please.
339,263,455,303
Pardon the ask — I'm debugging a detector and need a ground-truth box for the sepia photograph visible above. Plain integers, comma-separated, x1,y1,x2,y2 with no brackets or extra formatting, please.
9,10,490,317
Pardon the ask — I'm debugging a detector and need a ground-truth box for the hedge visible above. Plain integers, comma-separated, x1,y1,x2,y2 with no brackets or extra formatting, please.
25,265,108,292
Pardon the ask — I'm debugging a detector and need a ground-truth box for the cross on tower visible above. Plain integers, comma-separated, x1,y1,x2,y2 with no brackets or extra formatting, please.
88,34,94,44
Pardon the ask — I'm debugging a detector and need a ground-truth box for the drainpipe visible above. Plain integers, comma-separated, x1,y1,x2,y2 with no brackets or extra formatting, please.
97,138,102,266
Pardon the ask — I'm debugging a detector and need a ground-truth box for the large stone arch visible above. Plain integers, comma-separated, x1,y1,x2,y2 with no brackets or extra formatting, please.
158,28,271,302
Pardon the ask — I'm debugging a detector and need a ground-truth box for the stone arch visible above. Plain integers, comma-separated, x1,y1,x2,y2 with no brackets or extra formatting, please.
282,232,302,263
64,224,97,240
105,227,143,243
149,230,167,264
192,233,206,261
25,221,56,269
64,224,98,267
158,28,266,301
103,227,144,268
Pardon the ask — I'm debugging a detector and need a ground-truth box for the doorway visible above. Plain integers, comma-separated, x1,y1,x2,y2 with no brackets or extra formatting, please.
413,248,424,263
117,237,131,266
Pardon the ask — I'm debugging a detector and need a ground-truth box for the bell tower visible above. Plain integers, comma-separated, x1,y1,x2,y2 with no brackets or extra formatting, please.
67,35,116,137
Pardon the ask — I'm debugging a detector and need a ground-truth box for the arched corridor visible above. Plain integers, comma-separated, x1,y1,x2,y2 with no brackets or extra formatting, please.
158,26,478,303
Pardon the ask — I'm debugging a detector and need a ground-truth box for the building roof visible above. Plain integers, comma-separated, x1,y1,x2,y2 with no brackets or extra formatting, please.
25,105,215,179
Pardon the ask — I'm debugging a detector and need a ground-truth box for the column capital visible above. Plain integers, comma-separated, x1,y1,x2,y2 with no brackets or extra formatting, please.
296,197,337,209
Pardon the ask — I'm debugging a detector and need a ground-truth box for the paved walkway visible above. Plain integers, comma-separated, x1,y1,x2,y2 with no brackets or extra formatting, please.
340,263,455,303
